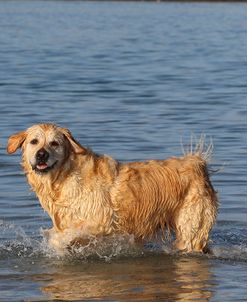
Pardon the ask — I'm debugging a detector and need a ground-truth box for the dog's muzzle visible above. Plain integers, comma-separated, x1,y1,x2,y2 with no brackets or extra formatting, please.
33,148,57,173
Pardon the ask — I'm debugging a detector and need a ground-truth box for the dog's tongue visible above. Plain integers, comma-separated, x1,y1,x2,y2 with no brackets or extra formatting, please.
36,163,48,170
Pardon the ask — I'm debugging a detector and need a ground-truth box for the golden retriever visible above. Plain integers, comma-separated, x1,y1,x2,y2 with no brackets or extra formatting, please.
7,123,218,253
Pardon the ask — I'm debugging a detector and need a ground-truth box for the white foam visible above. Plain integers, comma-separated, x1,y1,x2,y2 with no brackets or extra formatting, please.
212,244,247,262
1,221,247,262
39,228,143,260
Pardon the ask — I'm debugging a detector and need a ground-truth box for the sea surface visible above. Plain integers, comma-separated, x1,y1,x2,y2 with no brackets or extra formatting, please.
0,1,247,301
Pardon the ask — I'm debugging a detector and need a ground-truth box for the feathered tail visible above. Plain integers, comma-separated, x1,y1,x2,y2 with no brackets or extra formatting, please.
181,134,214,163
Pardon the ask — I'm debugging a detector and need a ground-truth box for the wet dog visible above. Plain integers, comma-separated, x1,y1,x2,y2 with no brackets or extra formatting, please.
7,124,218,253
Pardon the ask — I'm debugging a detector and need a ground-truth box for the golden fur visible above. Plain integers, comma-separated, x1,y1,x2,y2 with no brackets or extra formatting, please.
7,124,218,253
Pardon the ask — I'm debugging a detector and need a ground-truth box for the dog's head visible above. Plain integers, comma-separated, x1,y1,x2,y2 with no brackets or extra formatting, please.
7,124,86,174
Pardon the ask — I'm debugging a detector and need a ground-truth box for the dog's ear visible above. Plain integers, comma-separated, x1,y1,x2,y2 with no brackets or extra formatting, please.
7,131,27,154
60,127,86,154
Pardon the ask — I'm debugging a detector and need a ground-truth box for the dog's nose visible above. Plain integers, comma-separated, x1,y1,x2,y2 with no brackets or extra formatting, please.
36,148,49,162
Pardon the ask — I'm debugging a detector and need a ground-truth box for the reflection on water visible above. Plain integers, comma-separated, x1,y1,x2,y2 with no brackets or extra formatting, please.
35,256,215,301
175,258,214,302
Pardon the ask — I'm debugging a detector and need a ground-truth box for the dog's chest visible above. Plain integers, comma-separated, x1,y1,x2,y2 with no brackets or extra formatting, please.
38,176,116,233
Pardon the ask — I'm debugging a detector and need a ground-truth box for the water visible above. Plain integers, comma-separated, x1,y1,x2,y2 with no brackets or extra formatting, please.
0,1,247,301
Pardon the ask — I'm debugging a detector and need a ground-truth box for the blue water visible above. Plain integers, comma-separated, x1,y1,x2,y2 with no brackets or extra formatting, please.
0,1,247,301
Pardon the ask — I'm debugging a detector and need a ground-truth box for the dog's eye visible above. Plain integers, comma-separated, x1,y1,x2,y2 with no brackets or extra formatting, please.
30,139,38,145
50,141,59,147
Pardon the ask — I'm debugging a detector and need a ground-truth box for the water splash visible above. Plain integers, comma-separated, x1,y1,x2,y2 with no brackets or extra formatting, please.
0,221,144,261
211,226,247,262
1,220,247,262
65,234,142,261
0,220,39,259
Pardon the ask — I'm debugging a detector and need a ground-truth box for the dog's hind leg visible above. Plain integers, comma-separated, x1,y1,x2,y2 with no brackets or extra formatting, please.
174,192,217,253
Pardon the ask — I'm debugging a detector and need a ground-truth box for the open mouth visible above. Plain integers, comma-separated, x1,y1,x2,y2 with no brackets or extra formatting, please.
33,161,58,173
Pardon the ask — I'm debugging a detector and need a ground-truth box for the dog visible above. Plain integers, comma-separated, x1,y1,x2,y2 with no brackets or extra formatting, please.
7,123,218,253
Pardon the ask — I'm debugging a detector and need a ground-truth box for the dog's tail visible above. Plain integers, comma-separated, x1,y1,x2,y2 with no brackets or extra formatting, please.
180,134,214,163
